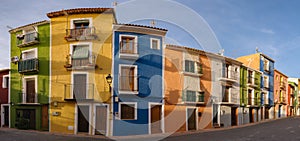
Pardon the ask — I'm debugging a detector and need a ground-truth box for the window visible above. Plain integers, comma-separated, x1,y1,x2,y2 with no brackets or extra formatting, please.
120,35,137,54
248,89,253,105
119,65,138,92
22,48,37,60
263,59,269,71
222,86,230,102
71,44,90,67
2,75,9,89
264,92,269,104
120,103,137,120
184,60,202,74
23,76,37,103
150,38,160,50
264,76,269,88
248,70,253,84
182,90,204,102
73,19,90,28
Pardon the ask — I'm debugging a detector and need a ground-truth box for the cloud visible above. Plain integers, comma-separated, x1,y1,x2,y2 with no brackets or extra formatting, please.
260,28,275,34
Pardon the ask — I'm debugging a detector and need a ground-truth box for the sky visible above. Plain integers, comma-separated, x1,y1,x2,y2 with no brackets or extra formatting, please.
1,0,300,77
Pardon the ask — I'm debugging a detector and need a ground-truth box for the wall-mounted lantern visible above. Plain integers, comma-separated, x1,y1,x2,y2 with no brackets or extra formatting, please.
106,74,112,92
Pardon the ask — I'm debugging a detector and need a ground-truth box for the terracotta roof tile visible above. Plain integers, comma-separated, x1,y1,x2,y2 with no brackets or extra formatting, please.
118,23,168,31
47,8,113,18
9,20,49,33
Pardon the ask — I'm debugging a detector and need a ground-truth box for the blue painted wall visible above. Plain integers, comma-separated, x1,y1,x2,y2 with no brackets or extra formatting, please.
112,31,163,136
259,54,275,106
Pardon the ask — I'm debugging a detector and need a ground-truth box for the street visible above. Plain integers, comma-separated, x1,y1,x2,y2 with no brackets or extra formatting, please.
1,117,300,141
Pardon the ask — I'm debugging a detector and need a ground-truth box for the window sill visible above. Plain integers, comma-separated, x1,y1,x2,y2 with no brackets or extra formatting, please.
119,91,139,95
182,71,203,77
119,53,139,60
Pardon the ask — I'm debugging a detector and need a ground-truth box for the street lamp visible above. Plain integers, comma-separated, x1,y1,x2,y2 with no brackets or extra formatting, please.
106,74,112,92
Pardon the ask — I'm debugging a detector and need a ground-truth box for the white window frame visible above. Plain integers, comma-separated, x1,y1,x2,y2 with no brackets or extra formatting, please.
70,18,93,29
247,88,254,105
150,38,160,50
186,107,198,131
22,48,37,60
119,64,138,94
71,72,89,99
148,103,164,134
264,75,269,88
119,34,138,59
74,103,92,135
22,75,38,103
264,59,270,71
264,92,269,105
118,102,137,120
70,42,92,62
2,75,9,89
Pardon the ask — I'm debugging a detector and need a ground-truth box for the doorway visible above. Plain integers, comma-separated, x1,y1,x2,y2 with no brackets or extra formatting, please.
16,109,36,129
77,105,90,133
150,104,162,134
1,105,9,127
94,105,108,135
231,107,237,126
187,108,197,130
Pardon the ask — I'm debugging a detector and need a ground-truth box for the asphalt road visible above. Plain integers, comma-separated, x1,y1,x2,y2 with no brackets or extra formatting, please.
1,117,300,141
163,116,300,141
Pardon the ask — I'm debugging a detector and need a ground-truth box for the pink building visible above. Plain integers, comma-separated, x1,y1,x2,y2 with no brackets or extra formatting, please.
274,69,288,118
0,69,9,127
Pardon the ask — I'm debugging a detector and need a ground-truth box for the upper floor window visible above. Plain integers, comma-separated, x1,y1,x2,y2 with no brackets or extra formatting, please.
73,19,90,28
150,38,160,50
263,75,269,88
184,60,202,74
119,102,137,120
17,28,39,47
263,59,270,72
22,48,37,60
65,18,96,41
120,35,138,54
71,44,91,67
119,65,138,93
247,70,254,84
2,75,9,89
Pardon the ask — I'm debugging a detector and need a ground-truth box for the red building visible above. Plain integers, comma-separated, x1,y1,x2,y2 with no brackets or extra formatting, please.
0,69,9,127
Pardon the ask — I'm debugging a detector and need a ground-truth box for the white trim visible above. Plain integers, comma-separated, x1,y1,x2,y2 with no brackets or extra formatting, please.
161,36,165,134
70,18,93,29
71,72,89,99
22,48,38,60
247,88,255,105
110,28,115,136
148,103,163,134
2,75,9,88
22,75,38,103
75,103,92,135
0,104,9,127
118,64,138,94
186,107,198,131
150,38,160,50
93,104,109,136
49,18,52,132
118,34,138,59
118,102,137,120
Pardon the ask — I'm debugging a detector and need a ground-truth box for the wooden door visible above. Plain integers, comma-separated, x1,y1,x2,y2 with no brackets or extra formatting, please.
4,106,9,127
187,108,196,130
231,107,237,126
41,105,49,130
26,80,35,103
151,105,162,134
78,105,89,133
95,105,107,135
73,74,87,99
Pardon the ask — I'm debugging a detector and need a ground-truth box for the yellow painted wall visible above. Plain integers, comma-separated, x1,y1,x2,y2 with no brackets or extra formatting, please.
49,13,114,133
236,53,260,70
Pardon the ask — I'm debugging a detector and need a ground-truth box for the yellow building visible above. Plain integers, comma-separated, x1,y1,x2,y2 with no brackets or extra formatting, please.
47,8,115,136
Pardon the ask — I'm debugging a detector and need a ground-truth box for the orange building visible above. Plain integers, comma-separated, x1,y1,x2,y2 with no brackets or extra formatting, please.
274,69,288,118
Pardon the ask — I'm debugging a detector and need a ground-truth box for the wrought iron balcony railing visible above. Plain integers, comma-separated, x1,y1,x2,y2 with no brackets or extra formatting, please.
65,27,97,41
18,58,39,73
17,32,39,47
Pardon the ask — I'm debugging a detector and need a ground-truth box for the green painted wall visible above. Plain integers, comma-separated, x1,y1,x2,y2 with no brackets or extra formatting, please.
240,66,247,106
10,22,50,130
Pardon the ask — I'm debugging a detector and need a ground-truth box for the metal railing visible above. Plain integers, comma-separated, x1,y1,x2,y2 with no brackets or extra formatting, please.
222,70,238,80
18,58,39,73
65,55,96,69
64,83,95,100
119,41,138,54
17,32,39,47
19,93,38,103
119,76,139,92
65,27,97,41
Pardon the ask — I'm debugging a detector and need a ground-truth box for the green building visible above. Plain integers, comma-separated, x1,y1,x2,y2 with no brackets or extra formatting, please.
240,65,262,124
9,20,50,130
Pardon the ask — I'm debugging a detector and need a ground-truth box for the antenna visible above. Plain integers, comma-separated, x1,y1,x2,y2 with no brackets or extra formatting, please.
218,49,224,56
150,20,156,27
256,46,259,53
113,1,118,7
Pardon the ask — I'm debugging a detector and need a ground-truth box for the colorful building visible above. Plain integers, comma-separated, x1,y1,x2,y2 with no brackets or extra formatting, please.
274,69,288,118
164,45,212,133
287,81,298,116
237,52,275,120
240,65,262,124
9,20,50,130
47,8,115,135
0,69,10,127
112,24,167,136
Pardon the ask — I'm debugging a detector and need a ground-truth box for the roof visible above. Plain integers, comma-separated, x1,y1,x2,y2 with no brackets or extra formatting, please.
166,44,243,65
0,68,10,73
9,20,49,33
47,8,113,18
274,69,288,78
113,24,167,36
259,53,275,62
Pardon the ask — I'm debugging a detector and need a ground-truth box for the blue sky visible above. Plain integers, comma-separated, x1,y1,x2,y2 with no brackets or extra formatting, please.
0,0,299,77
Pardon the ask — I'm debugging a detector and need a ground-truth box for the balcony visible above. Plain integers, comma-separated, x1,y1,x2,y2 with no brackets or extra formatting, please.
248,97,260,107
247,77,259,88
17,32,39,47
279,96,286,104
18,93,38,104
64,83,95,101
219,70,238,84
18,58,39,73
64,55,96,70
119,41,139,59
182,91,205,104
65,27,97,41
280,82,286,90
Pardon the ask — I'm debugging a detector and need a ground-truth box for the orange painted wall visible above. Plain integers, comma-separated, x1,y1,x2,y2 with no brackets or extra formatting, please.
236,53,260,70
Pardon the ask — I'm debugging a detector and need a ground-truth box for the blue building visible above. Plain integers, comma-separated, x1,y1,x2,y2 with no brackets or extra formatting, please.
112,24,167,136
237,52,275,120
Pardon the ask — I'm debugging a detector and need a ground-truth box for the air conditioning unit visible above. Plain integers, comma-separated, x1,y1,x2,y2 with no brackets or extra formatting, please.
11,56,19,63
16,34,24,39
